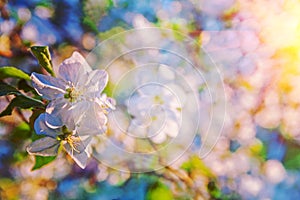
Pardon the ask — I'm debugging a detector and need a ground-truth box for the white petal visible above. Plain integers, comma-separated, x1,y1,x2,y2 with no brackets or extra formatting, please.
158,65,175,81
98,94,116,110
77,118,107,136
164,119,179,138
45,113,63,129
34,113,59,138
27,137,60,156
63,142,89,169
75,102,108,136
31,72,66,100
138,85,160,96
137,96,153,110
125,95,139,115
69,52,92,72
165,83,186,107
104,97,116,111
127,119,147,138
76,120,107,136
84,70,108,97
80,135,93,147
151,132,167,144
58,62,82,84
45,99,74,129
126,96,151,115
147,106,166,129
135,67,157,85
58,52,91,85
70,101,92,124
148,118,165,137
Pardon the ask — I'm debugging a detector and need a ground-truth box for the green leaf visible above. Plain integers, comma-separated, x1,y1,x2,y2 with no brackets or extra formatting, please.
9,122,31,142
207,180,242,200
30,46,55,76
285,154,300,170
32,155,56,170
207,181,222,199
283,141,300,170
13,151,28,162
82,17,98,33
98,26,125,41
106,0,115,9
18,79,34,92
0,81,21,96
0,95,44,117
0,66,30,80
146,182,173,200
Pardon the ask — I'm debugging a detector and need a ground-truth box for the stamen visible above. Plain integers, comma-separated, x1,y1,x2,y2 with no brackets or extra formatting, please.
64,87,81,102
60,126,82,155
66,135,82,155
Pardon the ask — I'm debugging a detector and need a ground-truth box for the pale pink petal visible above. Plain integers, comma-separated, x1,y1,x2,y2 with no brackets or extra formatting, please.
84,70,108,97
27,137,60,156
34,113,59,138
31,72,66,100
164,119,179,138
151,132,167,144
45,98,74,129
63,141,89,169
58,52,92,85
138,85,160,96
127,119,147,138
74,101,108,136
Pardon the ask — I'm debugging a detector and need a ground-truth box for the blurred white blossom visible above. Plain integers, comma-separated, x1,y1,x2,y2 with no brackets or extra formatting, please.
126,83,182,144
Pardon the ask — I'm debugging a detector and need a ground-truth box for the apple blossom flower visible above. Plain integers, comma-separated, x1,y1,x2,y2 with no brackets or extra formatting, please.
31,51,115,131
27,113,93,169
126,84,182,144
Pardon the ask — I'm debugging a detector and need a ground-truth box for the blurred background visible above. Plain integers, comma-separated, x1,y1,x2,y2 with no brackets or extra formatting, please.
1,0,300,199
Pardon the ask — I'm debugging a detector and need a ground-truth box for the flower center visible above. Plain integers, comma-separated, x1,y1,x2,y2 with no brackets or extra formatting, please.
58,126,82,155
96,96,116,114
64,87,81,102
154,95,164,104
65,135,81,154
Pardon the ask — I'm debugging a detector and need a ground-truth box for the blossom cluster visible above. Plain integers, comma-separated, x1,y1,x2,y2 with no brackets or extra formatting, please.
27,52,115,168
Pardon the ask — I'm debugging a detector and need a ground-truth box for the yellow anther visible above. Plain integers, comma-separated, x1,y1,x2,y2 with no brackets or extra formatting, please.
154,95,164,104
64,87,81,102
65,135,81,155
